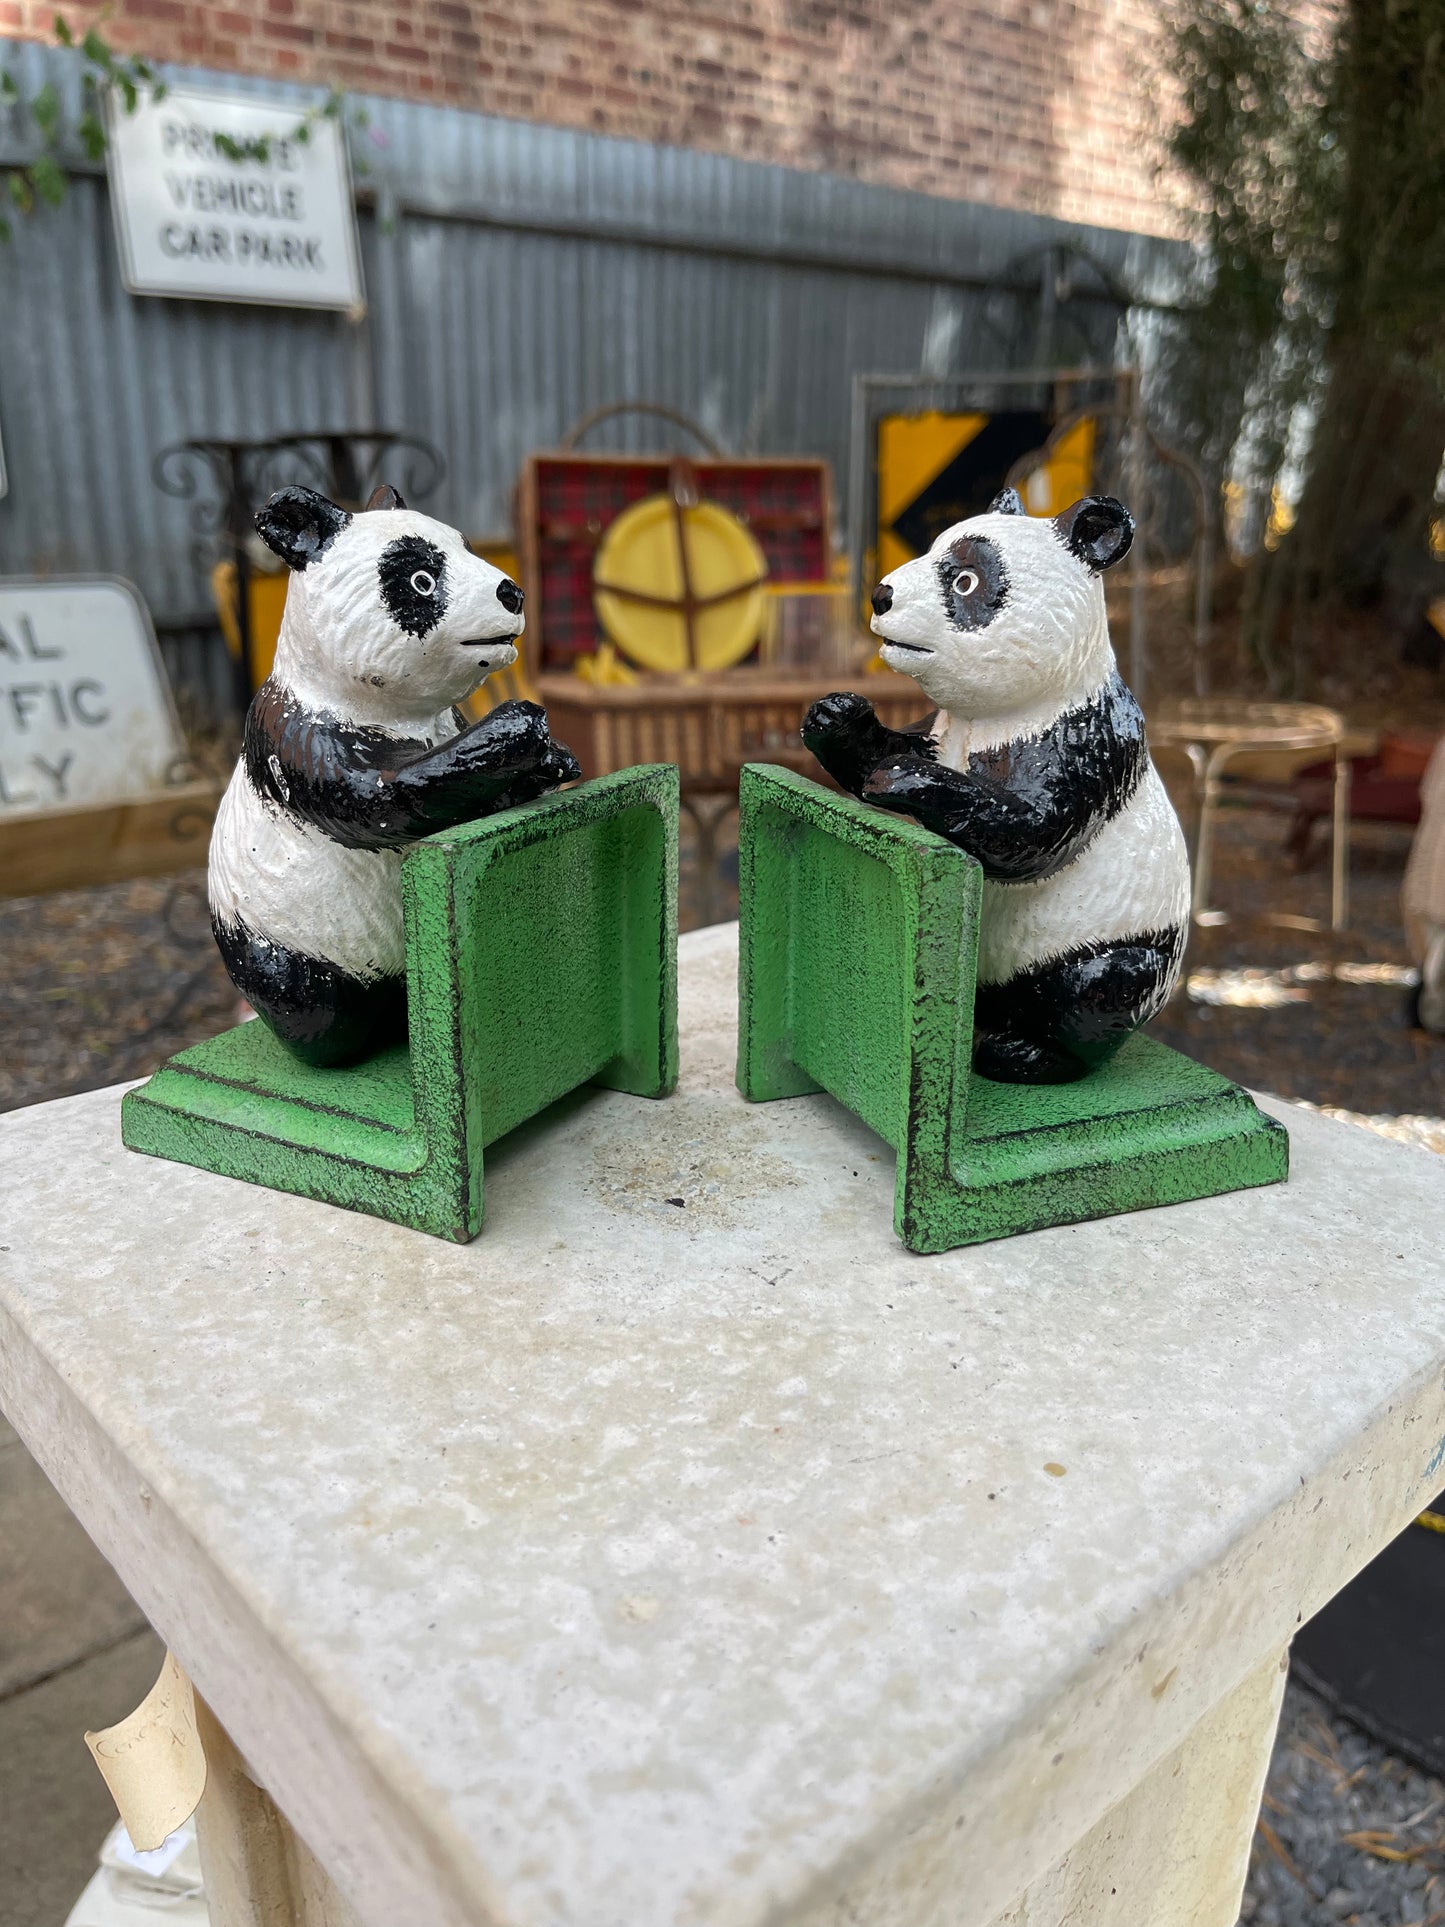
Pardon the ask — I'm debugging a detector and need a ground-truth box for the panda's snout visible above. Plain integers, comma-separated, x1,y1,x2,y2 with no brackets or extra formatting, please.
496,578,524,615
871,583,894,616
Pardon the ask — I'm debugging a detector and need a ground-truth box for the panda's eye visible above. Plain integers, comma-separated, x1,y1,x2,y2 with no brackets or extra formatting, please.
953,569,980,597
410,570,437,597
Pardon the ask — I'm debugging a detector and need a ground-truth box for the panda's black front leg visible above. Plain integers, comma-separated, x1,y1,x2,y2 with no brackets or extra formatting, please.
800,692,937,799
861,755,1079,882
381,702,577,840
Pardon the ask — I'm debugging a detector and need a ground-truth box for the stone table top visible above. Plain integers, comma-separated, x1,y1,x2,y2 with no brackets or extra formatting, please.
3,924,1445,1927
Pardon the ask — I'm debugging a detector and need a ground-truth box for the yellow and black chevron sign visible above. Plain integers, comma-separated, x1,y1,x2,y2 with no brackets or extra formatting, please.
876,411,1096,575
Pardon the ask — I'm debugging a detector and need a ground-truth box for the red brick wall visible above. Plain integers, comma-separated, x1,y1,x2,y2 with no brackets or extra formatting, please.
2,0,1329,238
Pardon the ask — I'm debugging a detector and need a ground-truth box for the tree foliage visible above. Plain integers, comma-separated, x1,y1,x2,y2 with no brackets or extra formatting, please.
1156,0,1445,691
0,16,366,244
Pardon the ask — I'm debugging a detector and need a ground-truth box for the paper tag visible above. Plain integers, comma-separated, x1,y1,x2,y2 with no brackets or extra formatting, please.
85,1652,208,1850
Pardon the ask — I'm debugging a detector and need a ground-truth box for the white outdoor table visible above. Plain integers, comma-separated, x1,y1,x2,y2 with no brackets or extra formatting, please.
3,924,1445,1927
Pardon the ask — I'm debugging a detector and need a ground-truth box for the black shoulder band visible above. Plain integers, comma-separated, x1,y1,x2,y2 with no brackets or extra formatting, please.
860,673,1147,882
244,683,578,851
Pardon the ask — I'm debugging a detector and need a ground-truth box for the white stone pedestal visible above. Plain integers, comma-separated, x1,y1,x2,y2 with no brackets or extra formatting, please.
4,925,1445,1927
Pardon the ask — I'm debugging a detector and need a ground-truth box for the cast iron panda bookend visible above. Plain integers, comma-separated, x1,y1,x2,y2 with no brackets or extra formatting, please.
122,486,679,1241
804,491,1189,1087
735,492,1287,1253
209,483,581,1069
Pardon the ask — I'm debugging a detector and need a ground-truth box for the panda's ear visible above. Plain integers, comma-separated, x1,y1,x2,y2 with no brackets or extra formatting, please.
1054,496,1134,573
255,486,352,571
989,487,1026,516
365,484,407,511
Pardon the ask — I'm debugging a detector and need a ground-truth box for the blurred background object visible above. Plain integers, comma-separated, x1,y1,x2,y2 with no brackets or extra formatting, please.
1403,738,1445,1035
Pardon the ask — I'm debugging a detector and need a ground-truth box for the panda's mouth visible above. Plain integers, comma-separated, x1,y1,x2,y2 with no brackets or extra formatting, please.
878,638,935,657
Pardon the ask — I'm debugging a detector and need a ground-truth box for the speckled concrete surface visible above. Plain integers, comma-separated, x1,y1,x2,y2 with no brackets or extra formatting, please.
3,926,1445,1927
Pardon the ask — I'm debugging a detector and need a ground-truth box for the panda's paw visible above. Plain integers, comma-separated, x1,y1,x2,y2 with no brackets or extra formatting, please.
483,737,582,812
538,738,582,788
801,691,877,746
457,701,551,771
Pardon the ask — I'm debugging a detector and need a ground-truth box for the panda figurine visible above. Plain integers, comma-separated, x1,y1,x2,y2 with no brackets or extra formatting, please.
802,490,1190,1084
209,482,579,1069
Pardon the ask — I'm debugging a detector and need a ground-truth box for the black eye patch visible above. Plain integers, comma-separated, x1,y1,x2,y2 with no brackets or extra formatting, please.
378,537,449,637
935,535,1008,632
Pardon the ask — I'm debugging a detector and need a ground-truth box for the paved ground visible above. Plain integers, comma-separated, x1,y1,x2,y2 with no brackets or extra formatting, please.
1,795,1442,1924
0,1411,164,1924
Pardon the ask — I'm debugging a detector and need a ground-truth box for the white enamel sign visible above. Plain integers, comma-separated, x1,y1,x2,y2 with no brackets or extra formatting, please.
0,578,186,815
105,84,365,313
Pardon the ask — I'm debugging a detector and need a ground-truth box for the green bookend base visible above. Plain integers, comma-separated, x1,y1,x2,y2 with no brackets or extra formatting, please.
736,764,1287,1254
123,765,679,1241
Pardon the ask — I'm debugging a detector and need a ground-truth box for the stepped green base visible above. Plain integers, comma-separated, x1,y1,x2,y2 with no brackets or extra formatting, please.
123,766,679,1241
736,764,1287,1253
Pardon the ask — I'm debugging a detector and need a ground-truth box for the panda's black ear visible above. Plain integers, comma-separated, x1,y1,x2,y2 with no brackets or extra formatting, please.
989,487,1026,516
255,486,352,571
1054,496,1134,573
365,484,407,511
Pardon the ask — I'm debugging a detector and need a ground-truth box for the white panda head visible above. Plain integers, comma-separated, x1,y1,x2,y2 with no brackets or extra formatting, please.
257,484,525,724
869,491,1134,722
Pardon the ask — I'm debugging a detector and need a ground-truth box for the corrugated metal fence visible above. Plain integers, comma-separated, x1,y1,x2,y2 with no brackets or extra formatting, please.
0,43,1177,718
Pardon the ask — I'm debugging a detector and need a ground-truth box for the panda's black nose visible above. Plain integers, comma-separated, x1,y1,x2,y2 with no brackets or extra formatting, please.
496,578,524,614
871,583,893,616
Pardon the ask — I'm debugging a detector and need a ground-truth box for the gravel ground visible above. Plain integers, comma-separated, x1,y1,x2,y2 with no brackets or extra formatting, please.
1,793,1443,1919
1245,1682,1445,1927
0,870,235,1114
1147,804,1445,1119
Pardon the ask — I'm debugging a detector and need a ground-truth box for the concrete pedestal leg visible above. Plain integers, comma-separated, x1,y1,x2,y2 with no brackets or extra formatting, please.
987,1650,1288,1927
193,1699,361,1927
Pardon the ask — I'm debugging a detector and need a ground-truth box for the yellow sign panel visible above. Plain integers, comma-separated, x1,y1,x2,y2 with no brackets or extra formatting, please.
877,412,988,530
875,410,1097,581
1018,418,1096,519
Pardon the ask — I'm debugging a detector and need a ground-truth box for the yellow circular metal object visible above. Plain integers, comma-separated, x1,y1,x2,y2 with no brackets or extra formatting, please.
592,493,768,673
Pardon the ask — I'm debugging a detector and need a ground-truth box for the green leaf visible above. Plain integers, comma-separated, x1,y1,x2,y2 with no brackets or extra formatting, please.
119,77,137,114
78,111,106,160
0,71,18,101
53,13,72,44
29,153,66,205
8,170,33,213
150,81,167,103
31,82,60,139
295,123,310,144
0,214,11,244
81,28,111,67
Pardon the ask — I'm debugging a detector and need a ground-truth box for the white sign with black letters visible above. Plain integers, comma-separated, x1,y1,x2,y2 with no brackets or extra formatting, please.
0,578,186,814
105,83,365,313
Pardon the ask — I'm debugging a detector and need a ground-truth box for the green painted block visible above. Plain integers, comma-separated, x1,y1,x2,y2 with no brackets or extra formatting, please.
736,764,1287,1253
123,765,679,1241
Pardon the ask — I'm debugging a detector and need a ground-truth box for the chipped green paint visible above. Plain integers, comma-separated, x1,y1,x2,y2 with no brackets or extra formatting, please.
122,765,679,1241
736,764,1288,1253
